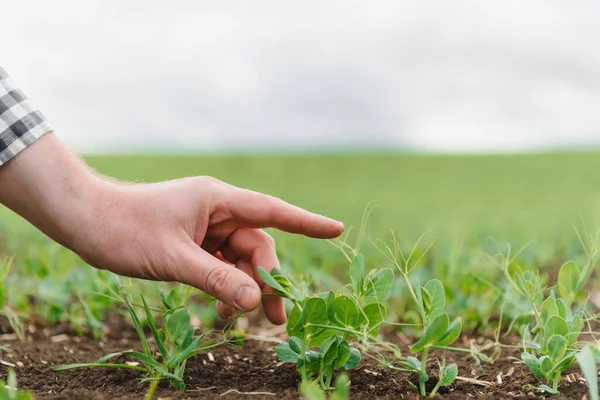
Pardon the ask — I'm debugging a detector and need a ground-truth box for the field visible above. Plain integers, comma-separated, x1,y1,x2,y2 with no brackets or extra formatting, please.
2,152,600,399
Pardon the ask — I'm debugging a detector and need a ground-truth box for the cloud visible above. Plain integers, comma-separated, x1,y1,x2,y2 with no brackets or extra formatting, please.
3,0,600,152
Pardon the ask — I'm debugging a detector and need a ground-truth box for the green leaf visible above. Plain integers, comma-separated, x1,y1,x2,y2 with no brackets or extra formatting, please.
363,268,394,303
350,254,364,296
331,373,350,400
334,341,352,369
439,363,458,387
539,356,553,375
257,267,288,296
361,303,387,334
436,318,462,347
540,297,558,322
343,347,361,370
566,314,583,345
291,297,328,341
403,356,422,372
558,261,580,301
166,309,190,348
577,346,599,400
320,335,340,365
556,299,567,320
275,341,300,363
287,303,302,336
289,336,303,353
544,316,568,346
423,279,445,321
522,352,544,379
410,314,449,353
328,295,358,328
546,335,568,363
299,379,326,400
167,335,203,367
140,295,169,361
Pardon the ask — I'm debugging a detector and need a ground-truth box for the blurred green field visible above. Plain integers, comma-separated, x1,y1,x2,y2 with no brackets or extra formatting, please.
4,152,600,265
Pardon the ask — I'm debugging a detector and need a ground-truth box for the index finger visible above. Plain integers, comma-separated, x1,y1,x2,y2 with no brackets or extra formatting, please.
220,187,344,239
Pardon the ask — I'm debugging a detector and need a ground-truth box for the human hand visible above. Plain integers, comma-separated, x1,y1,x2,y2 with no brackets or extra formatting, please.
0,134,344,325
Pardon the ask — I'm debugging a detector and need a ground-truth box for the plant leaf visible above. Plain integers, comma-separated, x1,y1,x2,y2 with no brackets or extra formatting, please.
166,308,190,348
299,379,326,400
436,318,462,347
546,335,568,363
363,268,394,304
289,336,303,353
522,352,544,379
328,295,359,328
410,314,449,353
275,341,300,363
350,254,364,296
334,341,352,369
360,303,387,334
544,316,568,346
141,296,169,362
257,267,288,296
343,347,361,370
439,363,458,387
577,345,599,400
540,297,558,322
558,261,580,301
423,279,445,321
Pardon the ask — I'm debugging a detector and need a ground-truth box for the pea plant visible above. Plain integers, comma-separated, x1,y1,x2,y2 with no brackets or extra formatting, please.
505,260,590,394
374,233,464,397
53,284,222,392
258,252,394,393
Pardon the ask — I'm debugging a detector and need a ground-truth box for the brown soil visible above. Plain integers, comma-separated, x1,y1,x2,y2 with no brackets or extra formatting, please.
0,320,593,400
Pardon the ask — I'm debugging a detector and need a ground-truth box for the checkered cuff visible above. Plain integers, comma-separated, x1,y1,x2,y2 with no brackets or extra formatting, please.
0,67,52,166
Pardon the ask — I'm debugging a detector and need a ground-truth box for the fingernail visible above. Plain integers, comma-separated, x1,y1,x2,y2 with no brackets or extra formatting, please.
234,285,259,310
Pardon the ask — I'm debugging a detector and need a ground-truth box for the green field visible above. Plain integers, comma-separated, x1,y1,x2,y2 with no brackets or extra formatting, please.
2,152,600,397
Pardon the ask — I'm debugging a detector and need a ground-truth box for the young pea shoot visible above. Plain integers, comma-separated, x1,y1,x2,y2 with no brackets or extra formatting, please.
53,287,222,391
259,253,393,393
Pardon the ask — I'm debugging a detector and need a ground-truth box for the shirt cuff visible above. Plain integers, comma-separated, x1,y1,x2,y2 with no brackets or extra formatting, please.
0,67,53,166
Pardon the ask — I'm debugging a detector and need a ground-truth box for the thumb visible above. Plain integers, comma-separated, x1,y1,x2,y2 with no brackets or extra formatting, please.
177,242,262,311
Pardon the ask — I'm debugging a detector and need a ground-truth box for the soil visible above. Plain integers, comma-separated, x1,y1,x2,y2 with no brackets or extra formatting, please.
0,319,594,400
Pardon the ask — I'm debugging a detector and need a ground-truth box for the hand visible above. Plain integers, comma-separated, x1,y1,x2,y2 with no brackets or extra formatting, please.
0,134,344,325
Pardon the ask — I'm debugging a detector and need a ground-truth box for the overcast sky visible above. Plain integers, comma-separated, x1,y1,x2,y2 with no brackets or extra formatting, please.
3,1,600,153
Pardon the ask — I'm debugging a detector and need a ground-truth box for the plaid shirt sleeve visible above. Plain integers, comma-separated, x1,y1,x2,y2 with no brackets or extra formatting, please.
0,67,52,166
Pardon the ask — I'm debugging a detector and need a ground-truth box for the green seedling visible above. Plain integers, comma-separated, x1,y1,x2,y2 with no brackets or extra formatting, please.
0,369,34,400
259,253,393,392
506,260,591,394
374,233,461,397
53,287,221,391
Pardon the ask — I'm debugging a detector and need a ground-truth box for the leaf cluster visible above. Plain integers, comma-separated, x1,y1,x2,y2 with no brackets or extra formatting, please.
259,253,393,392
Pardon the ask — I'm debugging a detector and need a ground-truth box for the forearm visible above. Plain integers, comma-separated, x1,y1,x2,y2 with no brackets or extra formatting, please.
0,133,109,250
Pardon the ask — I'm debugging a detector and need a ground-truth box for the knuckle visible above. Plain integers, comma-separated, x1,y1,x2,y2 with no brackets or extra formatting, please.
204,265,231,297
262,231,276,248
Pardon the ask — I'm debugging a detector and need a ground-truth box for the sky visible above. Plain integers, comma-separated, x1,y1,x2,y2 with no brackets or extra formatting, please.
3,1,600,153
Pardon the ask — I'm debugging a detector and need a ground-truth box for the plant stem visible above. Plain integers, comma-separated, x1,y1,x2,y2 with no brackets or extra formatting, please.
144,378,159,400
420,348,429,396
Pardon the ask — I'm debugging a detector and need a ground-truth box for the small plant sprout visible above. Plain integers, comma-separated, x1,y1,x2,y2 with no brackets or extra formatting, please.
259,253,393,393
503,249,597,394
374,232,462,397
53,285,222,391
